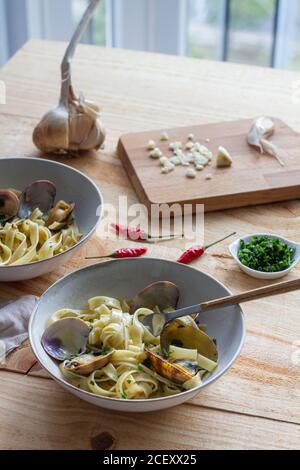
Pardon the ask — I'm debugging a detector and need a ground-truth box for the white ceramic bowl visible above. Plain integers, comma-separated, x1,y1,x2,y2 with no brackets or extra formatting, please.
0,157,103,282
229,233,300,280
29,258,245,413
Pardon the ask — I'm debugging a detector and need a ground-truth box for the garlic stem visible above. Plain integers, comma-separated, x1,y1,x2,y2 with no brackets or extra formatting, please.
60,0,101,106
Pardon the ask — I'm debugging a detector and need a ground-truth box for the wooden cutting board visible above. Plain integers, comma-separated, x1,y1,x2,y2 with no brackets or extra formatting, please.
118,118,300,213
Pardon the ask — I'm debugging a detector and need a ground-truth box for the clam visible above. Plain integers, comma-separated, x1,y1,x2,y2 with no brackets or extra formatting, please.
18,180,56,218
130,281,179,315
146,349,194,384
62,351,114,376
0,189,20,222
160,319,218,361
41,317,90,361
47,200,75,227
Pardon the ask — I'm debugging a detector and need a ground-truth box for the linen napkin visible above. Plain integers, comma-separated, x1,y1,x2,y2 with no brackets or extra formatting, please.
0,295,39,363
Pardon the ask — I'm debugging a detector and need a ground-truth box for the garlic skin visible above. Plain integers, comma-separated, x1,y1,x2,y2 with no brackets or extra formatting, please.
247,117,284,166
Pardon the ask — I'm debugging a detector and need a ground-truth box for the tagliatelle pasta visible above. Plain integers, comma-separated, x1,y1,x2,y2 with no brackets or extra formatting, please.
0,208,81,266
45,295,218,400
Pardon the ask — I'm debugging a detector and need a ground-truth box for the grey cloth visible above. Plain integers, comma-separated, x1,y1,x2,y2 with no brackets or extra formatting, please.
0,296,39,360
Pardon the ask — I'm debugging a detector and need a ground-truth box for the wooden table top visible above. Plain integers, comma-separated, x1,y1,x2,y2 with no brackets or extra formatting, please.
0,39,299,451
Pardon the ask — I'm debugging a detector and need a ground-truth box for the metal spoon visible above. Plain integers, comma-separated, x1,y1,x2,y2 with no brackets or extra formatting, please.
139,278,300,336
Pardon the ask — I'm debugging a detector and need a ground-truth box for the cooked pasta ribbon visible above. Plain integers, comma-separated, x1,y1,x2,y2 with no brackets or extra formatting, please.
0,208,81,266
49,295,218,400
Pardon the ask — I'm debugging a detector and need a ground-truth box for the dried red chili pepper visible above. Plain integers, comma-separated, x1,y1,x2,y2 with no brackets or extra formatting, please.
86,247,148,260
111,223,182,243
111,223,146,241
177,232,236,264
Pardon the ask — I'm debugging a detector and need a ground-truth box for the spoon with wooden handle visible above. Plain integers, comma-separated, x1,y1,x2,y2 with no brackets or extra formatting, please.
140,278,300,336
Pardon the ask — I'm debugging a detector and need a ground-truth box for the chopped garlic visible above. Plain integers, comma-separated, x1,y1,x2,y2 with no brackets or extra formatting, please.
188,133,194,141
170,156,181,166
185,142,194,150
149,148,162,159
160,132,169,141
217,146,233,168
186,168,197,179
169,141,182,151
196,165,204,171
205,173,213,180
161,161,175,174
205,138,210,143
193,153,209,167
147,139,156,150
159,156,169,166
174,149,184,157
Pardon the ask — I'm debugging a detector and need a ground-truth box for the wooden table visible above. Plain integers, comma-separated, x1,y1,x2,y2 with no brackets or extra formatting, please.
0,40,299,451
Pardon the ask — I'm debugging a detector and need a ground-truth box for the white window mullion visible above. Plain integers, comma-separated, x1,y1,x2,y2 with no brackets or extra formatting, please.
148,0,188,55
0,0,8,66
109,0,188,55
109,0,150,50
3,0,29,57
273,0,295,69
41,0,74,41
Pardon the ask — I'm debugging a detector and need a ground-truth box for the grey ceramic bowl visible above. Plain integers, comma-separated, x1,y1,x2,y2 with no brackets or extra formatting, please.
29,258,245,412
0,157,103,281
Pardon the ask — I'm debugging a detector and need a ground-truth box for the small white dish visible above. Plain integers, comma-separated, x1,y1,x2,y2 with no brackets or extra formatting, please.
229,233,300,280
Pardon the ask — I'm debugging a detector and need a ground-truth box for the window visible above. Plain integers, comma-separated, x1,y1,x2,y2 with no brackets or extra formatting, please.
1,0,300,71
228,0,276,67
71,0,106,46
187,0,277,66
187,0,224,60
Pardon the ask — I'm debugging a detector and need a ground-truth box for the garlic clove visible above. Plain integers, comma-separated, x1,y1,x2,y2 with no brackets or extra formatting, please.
33,106,69,153
217,146,233,168
247,117,275,154
247,117,285,166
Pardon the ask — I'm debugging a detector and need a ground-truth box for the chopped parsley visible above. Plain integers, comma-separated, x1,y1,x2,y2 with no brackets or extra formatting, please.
90,380,95,386
238,236,295,273
136,364,143,371
121,392,128,399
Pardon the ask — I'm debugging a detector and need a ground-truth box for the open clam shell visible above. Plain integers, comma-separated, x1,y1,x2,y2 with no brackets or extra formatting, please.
0,189,20,222
18,180,57,218
62,351,114,376
41,317,90,361
146,349,194,384
160,319,218,361
130,281,180,314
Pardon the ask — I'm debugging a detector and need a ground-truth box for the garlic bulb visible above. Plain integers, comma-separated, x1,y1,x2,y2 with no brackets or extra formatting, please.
33,0,105,156
247,117,285,167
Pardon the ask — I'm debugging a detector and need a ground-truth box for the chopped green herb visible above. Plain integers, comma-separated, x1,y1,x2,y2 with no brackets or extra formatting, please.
90,380,95,386
136,364,143,371
238,236,295,273
121,392,128,399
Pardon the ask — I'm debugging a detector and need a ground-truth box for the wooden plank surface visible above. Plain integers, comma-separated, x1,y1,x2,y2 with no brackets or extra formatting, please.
118,118,300,212
1,371,299,451
0,40,299,450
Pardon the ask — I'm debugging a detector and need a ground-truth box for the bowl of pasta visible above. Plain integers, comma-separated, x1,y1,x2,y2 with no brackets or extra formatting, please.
0,157,103,281
29,258,245,412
